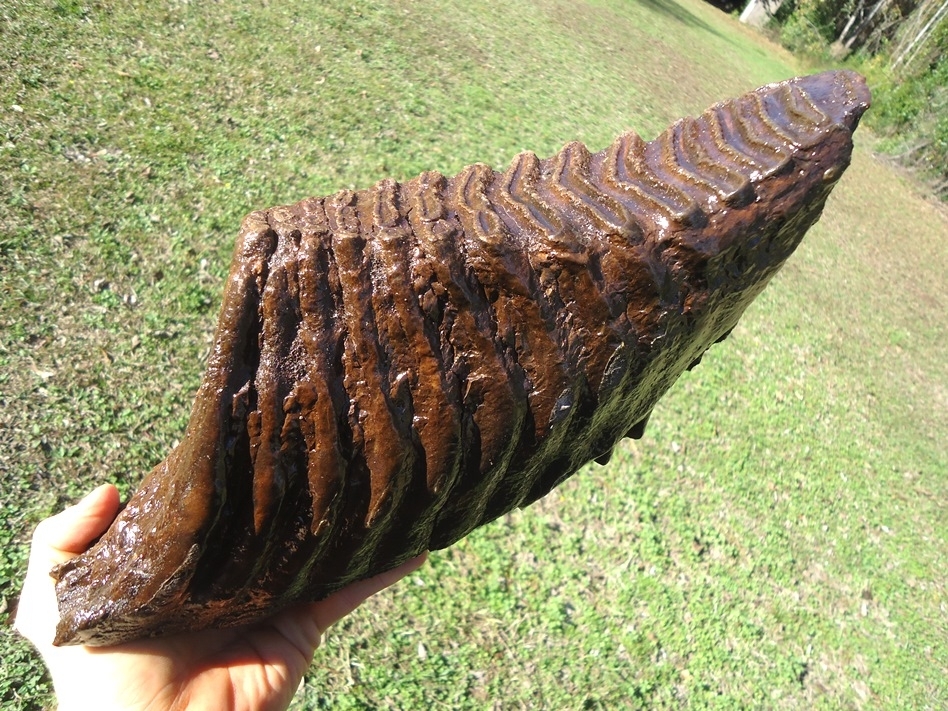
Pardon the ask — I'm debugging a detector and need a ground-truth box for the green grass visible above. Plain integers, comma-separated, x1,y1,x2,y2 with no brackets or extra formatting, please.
2,0,946,708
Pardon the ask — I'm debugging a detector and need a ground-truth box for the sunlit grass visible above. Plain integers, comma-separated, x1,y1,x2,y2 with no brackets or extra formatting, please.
2,0,946,708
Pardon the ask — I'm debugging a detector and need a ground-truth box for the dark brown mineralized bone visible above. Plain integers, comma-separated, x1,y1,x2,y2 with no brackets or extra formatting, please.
52,70,869,646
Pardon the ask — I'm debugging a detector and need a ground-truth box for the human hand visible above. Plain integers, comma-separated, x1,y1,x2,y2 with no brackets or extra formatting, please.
15,484,427,711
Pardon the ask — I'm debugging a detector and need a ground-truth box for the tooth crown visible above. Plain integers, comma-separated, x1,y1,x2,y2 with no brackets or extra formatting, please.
52,71,869,646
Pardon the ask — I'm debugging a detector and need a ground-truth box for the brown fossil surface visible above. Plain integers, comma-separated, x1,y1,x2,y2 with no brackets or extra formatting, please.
52,70,869,646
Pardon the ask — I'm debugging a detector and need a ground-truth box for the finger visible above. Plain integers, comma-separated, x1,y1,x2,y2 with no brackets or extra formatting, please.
311,552,428,634
269,553,429,659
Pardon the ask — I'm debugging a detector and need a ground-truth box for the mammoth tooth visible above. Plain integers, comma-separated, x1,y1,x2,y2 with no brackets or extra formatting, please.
51,70,869,646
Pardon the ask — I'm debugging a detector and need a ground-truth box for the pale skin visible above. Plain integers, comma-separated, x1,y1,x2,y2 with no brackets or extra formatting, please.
15,483,427,711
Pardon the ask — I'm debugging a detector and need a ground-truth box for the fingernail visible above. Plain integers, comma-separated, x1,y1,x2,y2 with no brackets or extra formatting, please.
77,484,109,507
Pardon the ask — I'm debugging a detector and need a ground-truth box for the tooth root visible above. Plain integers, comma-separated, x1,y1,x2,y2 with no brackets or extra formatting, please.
627,413,652,440
595,450,614,465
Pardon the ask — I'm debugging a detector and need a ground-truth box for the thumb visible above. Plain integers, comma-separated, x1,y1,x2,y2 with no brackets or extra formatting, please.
15,484,121,648
34,483,122,558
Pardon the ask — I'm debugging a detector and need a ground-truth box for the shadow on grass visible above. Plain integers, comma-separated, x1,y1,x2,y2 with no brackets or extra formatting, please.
639,0,727,40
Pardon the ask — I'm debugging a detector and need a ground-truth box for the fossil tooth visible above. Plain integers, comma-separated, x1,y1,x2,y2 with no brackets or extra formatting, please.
52,70,869,646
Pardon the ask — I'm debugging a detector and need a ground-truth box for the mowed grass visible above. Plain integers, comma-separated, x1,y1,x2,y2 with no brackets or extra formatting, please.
1,0,946,708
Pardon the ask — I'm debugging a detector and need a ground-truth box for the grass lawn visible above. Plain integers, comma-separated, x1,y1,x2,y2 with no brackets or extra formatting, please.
2,0,946,708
